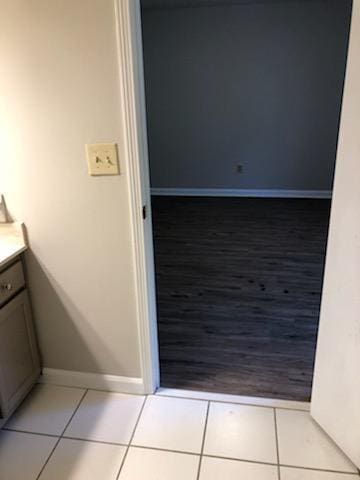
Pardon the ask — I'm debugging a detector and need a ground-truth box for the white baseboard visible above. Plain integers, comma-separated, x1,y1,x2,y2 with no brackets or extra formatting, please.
151,188,332,199
39,368,145,395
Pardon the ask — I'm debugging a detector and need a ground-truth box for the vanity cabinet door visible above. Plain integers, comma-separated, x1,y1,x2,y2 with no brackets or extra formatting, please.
0,290,40,418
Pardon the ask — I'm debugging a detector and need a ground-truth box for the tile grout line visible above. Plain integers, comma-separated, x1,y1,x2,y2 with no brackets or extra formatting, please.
35,388,89,480
130,444,200,457
2,428,59,439
198,455,359,476
196,401,210,480
155,393,310,412
273,408,281,480
3,428,358,476
59,389,90,436
279,464,360,476
35,383,311,410
35,382,311,411
115,394,148,480
3,427,358,475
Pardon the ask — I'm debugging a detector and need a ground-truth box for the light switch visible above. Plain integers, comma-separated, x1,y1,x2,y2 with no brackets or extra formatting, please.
86,143,120,176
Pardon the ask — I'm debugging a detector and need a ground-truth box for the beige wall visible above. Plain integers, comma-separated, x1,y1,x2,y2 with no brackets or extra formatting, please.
0,0,142,378
311,0,360,467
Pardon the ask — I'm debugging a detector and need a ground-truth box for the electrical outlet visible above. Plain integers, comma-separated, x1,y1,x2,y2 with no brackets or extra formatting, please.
236,164,243,173
86,143,120,176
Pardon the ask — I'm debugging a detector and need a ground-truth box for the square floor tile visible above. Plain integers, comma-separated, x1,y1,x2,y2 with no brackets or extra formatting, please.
64,390,145,444
5,384,86,435
39,438,126,480
0,430,57,480
203,402,277,463
276,409,357,473
280,466,360,480
118,447,199,480
200,456,278,479
132,395,208,453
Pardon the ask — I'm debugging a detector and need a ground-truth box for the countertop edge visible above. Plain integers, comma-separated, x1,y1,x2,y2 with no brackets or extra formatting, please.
0,222,28,269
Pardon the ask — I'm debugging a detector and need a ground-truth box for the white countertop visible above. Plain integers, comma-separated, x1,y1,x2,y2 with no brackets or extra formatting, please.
0,223,28,269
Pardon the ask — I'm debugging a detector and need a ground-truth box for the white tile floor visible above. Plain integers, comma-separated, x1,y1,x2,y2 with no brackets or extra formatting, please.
0,384,358,480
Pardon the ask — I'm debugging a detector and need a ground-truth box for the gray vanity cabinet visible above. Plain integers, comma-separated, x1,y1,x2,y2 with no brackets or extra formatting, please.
0,260,40,420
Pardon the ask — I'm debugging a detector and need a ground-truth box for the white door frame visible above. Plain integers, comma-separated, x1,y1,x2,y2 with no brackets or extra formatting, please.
114,0,356,405
115,0,160,393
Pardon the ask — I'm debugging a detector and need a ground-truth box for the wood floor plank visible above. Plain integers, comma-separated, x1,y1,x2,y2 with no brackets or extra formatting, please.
151,196,331,401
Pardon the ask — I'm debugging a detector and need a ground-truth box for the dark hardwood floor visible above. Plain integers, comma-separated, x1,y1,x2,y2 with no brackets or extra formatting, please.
152,196,331,401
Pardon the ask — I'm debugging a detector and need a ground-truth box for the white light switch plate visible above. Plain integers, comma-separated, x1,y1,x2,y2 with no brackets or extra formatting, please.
86,143,120,176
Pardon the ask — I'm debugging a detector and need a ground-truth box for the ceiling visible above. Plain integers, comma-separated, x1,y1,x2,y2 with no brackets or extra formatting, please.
140,0,316,9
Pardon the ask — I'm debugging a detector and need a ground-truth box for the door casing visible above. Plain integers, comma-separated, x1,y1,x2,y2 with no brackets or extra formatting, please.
115,0,159,394
115,1,357,417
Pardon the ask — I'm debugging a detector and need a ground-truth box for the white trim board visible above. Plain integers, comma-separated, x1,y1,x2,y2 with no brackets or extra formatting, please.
39,368,145,395
115,0,160,394
151,188,332,199
156,388,310,411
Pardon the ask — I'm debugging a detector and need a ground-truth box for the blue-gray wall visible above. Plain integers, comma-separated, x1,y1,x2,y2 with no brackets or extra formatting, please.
141,0,352,191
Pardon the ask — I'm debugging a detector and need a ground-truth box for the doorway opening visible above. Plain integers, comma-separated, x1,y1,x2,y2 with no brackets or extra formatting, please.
139,0,352,401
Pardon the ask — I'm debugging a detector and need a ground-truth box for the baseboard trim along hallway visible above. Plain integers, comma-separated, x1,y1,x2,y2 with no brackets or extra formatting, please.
151,188,333,199
39,368,145,394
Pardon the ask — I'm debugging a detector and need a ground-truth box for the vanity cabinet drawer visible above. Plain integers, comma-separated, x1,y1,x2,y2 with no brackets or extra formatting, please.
0,261,25,307
0,290,40,418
